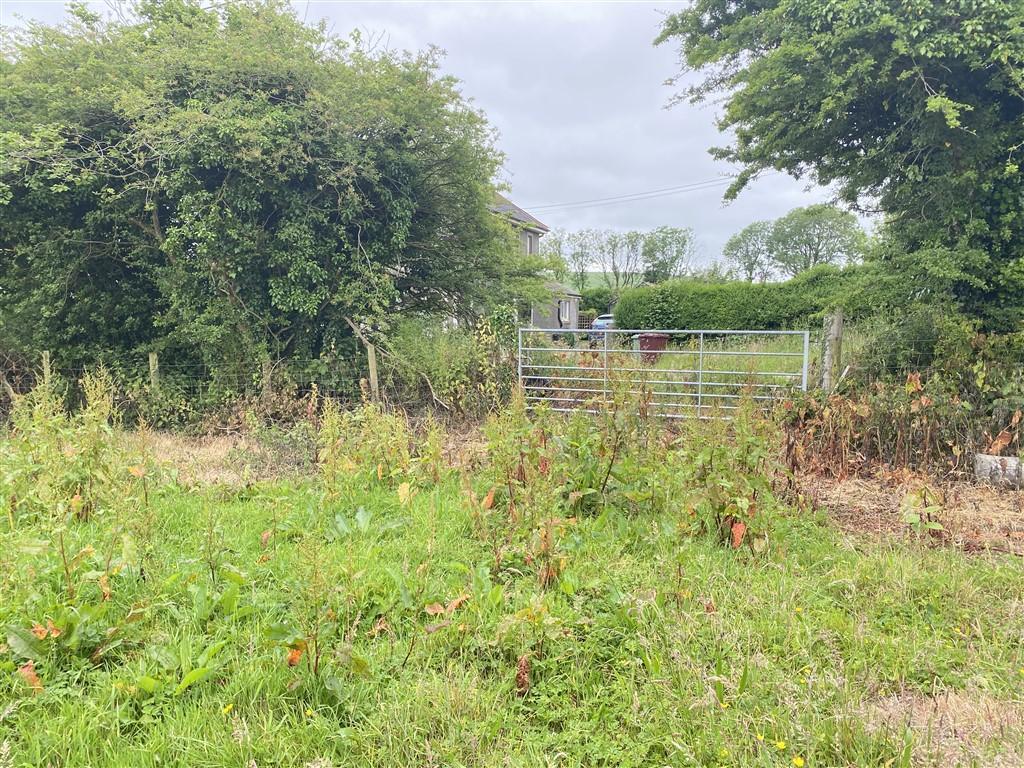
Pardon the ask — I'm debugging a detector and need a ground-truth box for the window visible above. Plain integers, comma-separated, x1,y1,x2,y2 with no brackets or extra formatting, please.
559,299,571,323
525,232,535,254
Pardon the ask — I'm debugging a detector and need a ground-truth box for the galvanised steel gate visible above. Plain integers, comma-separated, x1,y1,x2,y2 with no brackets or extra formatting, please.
517,328,810,419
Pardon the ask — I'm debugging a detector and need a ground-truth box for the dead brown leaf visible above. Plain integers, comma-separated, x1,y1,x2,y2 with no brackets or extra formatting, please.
17,661,42,693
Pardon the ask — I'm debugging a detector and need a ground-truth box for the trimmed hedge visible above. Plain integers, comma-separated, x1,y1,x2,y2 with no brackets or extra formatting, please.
581,286,615,314
614,264,877,330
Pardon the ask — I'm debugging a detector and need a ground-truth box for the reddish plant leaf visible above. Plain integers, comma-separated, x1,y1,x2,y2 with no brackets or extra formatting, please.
46,619,62,638
446,594,471,615
730,521,747,549
30,623,48,641
18,660,43,693
260,530,272,549
704,598,717,614
481,487,496,510
988,429,1014,456
538,456,551,477
286,648,303,667
424,603,445,616
425,620,451,634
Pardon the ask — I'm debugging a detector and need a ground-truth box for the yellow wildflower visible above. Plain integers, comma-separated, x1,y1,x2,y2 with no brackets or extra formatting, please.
792,758,805,767
776,740,786,750
755,733,764,742
221,703,234,715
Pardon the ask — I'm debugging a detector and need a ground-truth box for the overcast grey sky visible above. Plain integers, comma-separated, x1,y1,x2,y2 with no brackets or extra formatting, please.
2,0,837,262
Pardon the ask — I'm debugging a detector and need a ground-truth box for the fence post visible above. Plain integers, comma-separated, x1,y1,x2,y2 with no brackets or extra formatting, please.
148,352,160,391
261,358,273,402
41,350,51,383
366,342,380,403
821,308,844,391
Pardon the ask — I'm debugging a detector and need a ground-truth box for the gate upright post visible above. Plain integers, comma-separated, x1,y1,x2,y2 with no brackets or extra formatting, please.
802,330,811,391
517,327,523,394
603,329,610,409
696,332,704,420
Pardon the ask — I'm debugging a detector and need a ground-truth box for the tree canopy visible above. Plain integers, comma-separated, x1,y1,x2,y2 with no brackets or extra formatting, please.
0,0,542,369
767,205,866,278
724,206,865,281
658,0,1024,329
542,226,695,294
723,221,772,282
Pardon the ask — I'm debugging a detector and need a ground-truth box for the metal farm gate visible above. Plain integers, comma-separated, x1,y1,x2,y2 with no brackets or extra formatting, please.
517,328,810,419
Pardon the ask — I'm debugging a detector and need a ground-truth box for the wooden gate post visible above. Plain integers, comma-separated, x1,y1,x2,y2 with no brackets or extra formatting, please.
148,352,160,391
820,308,844,391
366,342,380,403
261,358,273,402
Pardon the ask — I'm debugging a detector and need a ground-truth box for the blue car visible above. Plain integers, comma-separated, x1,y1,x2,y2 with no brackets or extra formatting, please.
588,314,615,342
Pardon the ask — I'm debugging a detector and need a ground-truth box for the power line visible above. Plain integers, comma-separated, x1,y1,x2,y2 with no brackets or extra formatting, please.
525,176,735,212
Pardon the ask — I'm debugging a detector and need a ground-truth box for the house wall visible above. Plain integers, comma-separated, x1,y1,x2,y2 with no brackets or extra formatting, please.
530,296,579,330
520,229,540,255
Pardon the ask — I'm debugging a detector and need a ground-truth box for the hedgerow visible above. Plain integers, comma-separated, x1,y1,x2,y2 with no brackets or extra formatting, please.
613,264,887,330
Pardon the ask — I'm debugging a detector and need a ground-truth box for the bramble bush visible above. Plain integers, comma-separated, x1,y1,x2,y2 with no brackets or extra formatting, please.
382,308,519,415
786,307,1024,475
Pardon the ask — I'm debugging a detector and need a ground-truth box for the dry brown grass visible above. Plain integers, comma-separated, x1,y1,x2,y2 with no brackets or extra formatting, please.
128,430,315,486
802,469,1024,556
864,689,1024,767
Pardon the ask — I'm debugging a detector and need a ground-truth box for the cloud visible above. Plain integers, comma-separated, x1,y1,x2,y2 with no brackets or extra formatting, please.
1,0,842,262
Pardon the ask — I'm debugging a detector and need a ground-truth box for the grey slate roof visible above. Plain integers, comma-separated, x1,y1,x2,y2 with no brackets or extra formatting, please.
545,280,582,298
491,192,550,233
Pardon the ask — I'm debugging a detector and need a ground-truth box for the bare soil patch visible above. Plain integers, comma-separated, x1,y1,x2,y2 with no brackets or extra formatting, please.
802,469,1024,555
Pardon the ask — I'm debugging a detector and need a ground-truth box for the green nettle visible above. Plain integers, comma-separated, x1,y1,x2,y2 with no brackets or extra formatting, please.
658,0,1024,330
0,1,543,370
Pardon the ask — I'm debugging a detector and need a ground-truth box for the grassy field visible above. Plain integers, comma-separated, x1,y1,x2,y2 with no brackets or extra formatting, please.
1,396,1023,767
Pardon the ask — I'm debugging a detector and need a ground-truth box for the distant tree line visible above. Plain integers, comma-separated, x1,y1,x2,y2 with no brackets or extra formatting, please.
544,204,867,313
723,204,867,282
542,227,696,294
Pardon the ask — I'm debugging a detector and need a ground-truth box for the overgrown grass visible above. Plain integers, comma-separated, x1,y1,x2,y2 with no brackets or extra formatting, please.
1,397,1022,767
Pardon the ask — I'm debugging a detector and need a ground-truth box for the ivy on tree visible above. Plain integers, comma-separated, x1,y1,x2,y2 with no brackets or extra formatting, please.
0,0,545,370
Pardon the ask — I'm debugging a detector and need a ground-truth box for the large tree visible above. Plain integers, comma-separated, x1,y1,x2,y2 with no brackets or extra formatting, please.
723,221,773,282
641,226,695,283
0,0,542,369
767,205,866,277
658,0,1024,329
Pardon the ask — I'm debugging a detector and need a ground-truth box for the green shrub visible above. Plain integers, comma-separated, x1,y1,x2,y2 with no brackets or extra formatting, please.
613,264,880,330
382,309,518,414
1,369,150,525
580,286,615,314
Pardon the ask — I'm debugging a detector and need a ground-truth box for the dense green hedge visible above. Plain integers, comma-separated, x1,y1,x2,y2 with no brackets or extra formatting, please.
581,287,615,314
614,264,889,330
